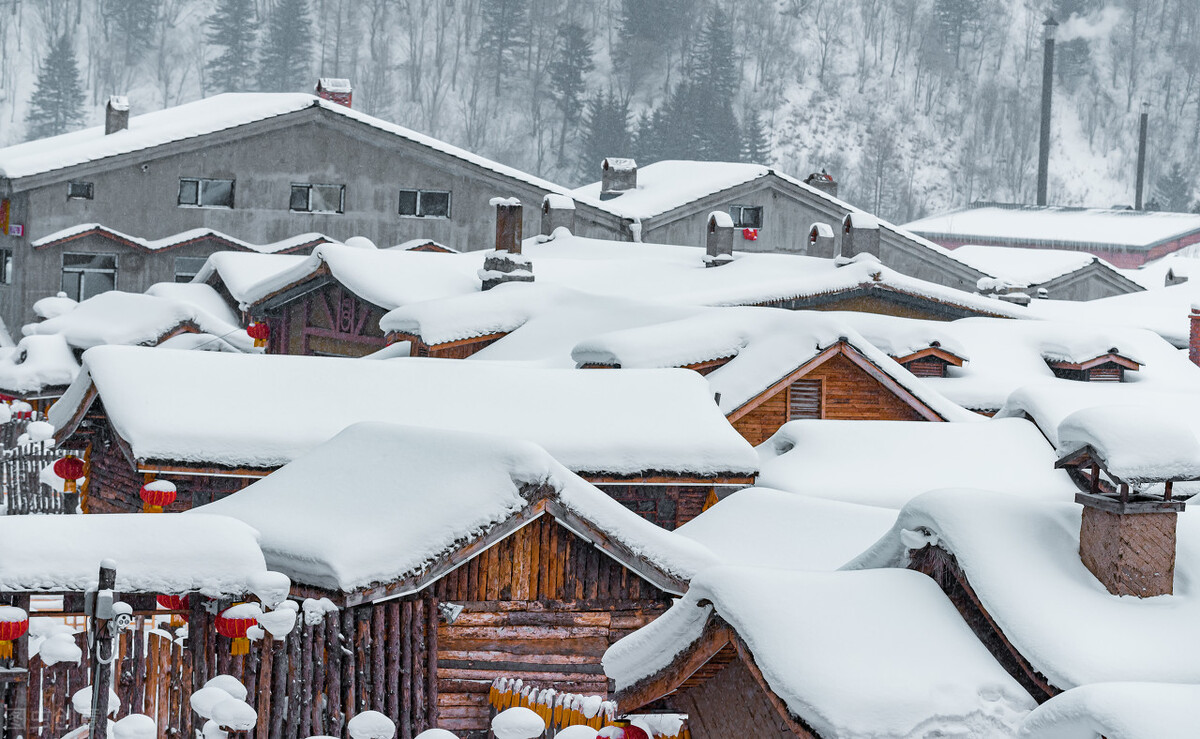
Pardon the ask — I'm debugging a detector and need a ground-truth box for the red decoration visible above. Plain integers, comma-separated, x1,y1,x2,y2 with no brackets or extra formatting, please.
742,228,758,241
157,594,189,627
247,322,270,348
53,455,86,494
139,480,177,513
215,607,258,656
0,608,29,660
621,728,650,739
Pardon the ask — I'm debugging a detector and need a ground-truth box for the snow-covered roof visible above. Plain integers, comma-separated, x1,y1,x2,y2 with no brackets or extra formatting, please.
848,489,1200,688
1056,406,1200,484
0,335,80,394
0,513,265,596
31,224,329,255
603,566,1034,737
903,205,1200,251
1027,281,1200,348
198,423,716,593
51,346,758,477
317,78,352,92
675,487,896,571
22,290,249,352
1019,682,1200,739
145,282,242,327
195,251,312,306
949,245,1115,286
0,94,574,197
572,308,978,420
757,418,1079,509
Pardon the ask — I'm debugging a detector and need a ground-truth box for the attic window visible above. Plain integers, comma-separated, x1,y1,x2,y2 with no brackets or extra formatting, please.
906,357,949,378
729,205,763,229
174,256,208,283
67,182,94,200
291,183,345,214
178,178,235,209
61,252,117,301
398,189,451,218
788,379,822,420
1046,357,1135,383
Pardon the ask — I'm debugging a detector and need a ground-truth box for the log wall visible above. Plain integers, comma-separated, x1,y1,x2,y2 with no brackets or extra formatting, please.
431,515,673,737
594,483,721,530
276,284,387,358
671,658,806,739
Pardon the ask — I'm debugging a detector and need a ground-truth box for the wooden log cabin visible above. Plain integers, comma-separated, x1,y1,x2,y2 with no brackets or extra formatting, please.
603,566,1035,738
49,345,757,528
200,422,715,738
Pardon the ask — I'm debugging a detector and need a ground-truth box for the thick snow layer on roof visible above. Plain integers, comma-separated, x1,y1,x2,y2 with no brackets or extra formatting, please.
52,346,757,476
573,308,977,420
572,161,769,220
1018,682,1200,739
758,419,1078,509
675,487,896,570
1125,253,1200,289
0,94,573,196
32,293,78,320
193,252,312,306
23,291,246,351
1028,281,1200,347
904,206,1200,249
0,513,265,596
848,489,1200,688
31,223,328,255
0,335,80,393
1056,405,1200,484
827,311,968,360
845,315,1199,412
199,423,714,592
950,245,1101,286
603,566,1033,737
145,282,241,327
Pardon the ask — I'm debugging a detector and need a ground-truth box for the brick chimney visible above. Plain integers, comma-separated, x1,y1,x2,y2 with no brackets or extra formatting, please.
540,194,576,236
704,211,734,268
316,78,353,108
804,170,838,198
1190,305,1200,367
481,198,533,290
841,212,880,259
600,158,637,200
105,96,130,135
808,222,836,259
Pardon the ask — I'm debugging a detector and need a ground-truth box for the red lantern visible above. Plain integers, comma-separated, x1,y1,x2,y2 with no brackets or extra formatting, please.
53,455,86,494
0,606,29,660
247,322,270,349
139,480,177,513
742,228,759,241
215,605,259,656
157,594,189,627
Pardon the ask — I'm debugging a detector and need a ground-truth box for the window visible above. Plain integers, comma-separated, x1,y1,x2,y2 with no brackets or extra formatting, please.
290,183,345,213
729,205,763,229
788,378,822,420
61,253,117,301
67,182,94,200
178,178,235,208
398,189,451,218
173,256,209,283
0,248,11,285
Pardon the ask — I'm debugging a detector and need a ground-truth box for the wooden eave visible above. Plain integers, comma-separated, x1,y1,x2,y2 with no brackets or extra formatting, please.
615,612,819,738
891,346,966,367
249,265,336,314
325,489,691,608
386,330,510,351
1045,353,1141,372
51,385,99,445
756,281,1011,320
1054,443,1200,491
682,356,736,373
725,341,945,423
583,472,754,485
134,461,273,479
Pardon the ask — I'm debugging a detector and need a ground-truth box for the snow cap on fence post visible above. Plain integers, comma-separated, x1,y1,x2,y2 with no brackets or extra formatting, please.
492,706,547,739
347,710,397,739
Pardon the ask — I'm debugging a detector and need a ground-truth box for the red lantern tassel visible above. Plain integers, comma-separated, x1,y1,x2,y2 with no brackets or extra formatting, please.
231,636,249,656
143,502,162,513
0,640,11,660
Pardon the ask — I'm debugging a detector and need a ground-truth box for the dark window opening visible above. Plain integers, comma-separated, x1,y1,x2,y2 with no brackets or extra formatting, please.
729,205,763,229
789,378,822,420
291,183,345,213
62,252,117,301
174,256,209,283
0,248,12,285
179,178,235,208
399,189,452,218
67,182,94,200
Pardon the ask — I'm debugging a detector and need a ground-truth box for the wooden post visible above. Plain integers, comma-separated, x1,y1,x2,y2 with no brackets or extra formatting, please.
268,632,287,739
401,600,413,739
327,615,344,736
89,561,118,739
371,605,385,714
386,601,400,723
425,596,438,730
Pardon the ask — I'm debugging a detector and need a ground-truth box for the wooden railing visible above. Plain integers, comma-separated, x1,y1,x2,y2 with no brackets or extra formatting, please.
0,413,77,516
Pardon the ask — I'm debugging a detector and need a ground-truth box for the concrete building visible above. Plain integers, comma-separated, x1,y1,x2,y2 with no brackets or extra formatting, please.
0,91,621,330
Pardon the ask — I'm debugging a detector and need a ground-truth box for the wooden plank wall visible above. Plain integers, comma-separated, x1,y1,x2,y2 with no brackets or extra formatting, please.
432,515,673,738
593,483,715,530
281,285,387,358
732,352,927,445
85,436,251,513
671,658,807,739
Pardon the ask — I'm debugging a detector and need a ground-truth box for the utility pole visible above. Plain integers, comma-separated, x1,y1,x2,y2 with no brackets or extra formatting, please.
1037,16,1059,206
86,559,127,739
1135,102,1150,210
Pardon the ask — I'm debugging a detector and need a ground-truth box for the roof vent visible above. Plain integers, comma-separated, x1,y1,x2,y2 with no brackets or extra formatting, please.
105,96,130,135
601,158,637,200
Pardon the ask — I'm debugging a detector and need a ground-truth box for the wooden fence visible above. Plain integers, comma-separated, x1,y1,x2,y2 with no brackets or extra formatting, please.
0,414,74,516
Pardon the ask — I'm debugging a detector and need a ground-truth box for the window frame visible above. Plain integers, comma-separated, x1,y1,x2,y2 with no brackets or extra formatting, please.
729,204,763,229
290,183,346,214
398,189,452,219
61,251,118,301
178,177,236,209
67,181,94,200
0,248,12,285
173,256,210,283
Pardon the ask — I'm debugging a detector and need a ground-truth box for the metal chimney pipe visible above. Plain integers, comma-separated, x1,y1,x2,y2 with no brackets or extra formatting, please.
1136,102,1150,210
1037,16,1058,206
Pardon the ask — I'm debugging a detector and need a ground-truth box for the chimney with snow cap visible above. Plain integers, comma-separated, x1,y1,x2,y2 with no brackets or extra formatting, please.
808,222,836,259
600,158,637,200
804,170,838,198
105,96,130,135
481,198,533,290
704,211,734,268
316,78,353,108
540,194,576,236
841,212,880,259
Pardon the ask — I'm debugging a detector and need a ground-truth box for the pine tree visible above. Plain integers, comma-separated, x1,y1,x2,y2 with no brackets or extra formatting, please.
548,22,594,164
477,0,530,97
741,111,771,164
25,33,86,141
206,0,258,93
577,91,632,181
257,0,314,93
1156,163,1194,213
101,0,162,67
